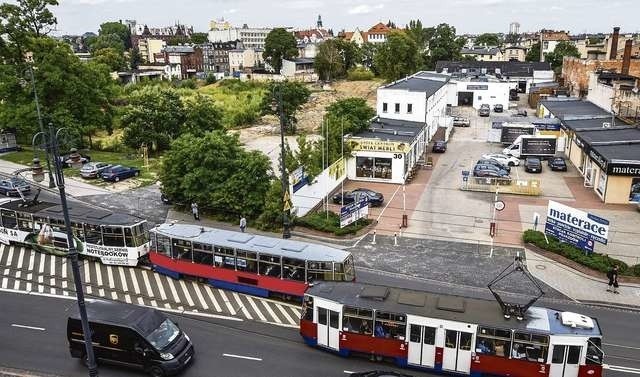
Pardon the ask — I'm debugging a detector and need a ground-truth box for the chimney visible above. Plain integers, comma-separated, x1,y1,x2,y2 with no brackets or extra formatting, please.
622,39,632,75
610,27,620,60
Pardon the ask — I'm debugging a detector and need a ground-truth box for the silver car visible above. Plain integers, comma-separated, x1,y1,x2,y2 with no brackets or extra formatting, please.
80,162,112,178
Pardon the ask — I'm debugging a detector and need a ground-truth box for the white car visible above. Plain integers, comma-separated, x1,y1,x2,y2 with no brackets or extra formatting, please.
482,153,520,167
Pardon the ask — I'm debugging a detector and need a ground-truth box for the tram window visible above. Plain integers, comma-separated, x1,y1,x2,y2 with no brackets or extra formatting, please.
124,227,134,247
460,332,473,351
307,261,332,282
193,248,213,265
102,226,124,247
282,257,305,281
131,223,148,247
1,210,17,229
410,325,421,342
318,308,327,325
84,224,102,245
155,235,172,256
236,250,257,273
301,296,313,321
512,332,548,362
329,311,339,329
551,345,565,364
374,311,406,340
71,223,84,241
18,218,33,232
586,338,603,365
215,247,236,269
174,239,193,261
424,327,436,345
445,330,457,348
343,255,355,281
342,306,373,335
567,345,581,364
476,327,512,357
258,253,280,277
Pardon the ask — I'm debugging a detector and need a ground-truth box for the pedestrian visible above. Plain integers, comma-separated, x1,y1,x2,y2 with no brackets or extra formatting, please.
606,265,619,294
191,202,199,221
240,216,247,233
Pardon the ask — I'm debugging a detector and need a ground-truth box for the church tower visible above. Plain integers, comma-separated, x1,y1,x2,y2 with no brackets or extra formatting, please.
317,15,323,28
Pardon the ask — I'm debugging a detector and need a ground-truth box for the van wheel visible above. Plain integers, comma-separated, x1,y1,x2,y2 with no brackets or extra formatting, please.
148,366,166,377
508,162,515,166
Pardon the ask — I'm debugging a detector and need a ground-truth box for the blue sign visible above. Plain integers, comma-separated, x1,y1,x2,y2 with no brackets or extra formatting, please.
340,197,369,228
544,201,610,253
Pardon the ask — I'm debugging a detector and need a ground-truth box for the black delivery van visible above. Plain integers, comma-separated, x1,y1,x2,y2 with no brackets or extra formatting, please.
67,299,194,377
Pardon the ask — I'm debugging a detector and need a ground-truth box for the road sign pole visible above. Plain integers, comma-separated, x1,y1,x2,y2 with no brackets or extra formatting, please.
490,188,499,258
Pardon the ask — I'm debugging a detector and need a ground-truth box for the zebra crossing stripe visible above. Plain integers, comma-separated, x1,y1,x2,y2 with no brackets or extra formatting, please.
49,256,56,295
137,297,144,305
141,270,154,298
61,259,68,293
14,248,25,289
94,263,105,297
245,296,267,322
178,280,195,307
191,282,208,310
259,299,281,324
26,250,35,281
1,247,11,289
106,266,117,300
38,253,45,274
117,267,132,304
232,292,252,320
203,285,222,312
218,289,236,315
275,304,296,325
128,268,141,295
165,277,181,304
82,260,90,283
153,273,168,301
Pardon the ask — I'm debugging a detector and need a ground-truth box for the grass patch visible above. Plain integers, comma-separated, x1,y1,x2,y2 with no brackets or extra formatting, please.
198,79,267,129
296,210,372,236
523,230,640,277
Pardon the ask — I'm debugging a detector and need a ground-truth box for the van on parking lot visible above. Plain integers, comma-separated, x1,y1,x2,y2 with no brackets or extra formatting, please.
67,299,194,377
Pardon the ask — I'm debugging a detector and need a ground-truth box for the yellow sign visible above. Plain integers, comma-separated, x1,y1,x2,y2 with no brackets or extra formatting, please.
328,157,345,180
283,190,292,211
109,334,119,345
348,139,409,153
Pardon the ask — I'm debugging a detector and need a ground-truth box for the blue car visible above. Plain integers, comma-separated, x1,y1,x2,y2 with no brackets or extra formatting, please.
0,178,31,197
101,165,140,182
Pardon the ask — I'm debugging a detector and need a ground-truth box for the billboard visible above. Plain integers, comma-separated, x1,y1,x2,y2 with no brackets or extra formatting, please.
500,126,535,144
340,197,369,228
521,138,557,156
544,201,610,253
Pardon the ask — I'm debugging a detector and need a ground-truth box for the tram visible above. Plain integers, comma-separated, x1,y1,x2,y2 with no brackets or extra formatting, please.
0,198,149,266
148,223,355,298
300,282,604,377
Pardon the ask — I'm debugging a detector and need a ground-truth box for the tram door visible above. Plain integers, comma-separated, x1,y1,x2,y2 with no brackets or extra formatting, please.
407,324,437,368
549,344,582,377
315,298,342,350
442,329,474,374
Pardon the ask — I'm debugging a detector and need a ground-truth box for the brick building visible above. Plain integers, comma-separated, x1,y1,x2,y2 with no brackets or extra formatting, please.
562,57,640,97
161,45,204,80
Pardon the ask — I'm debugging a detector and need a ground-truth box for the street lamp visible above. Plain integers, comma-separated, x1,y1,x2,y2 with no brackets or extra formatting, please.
26,64,56,188
271,86,292,239
31,123,99,377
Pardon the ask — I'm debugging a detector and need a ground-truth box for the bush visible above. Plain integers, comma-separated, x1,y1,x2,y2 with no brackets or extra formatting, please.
205,74,217,85
347,67,375,81
523,230,632,275
296,211,372,236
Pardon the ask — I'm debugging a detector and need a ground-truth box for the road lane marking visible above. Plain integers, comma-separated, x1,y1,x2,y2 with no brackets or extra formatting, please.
117,267,131,303
106,266,117,300
49,256,56,294
38,253,45,274
203,285,222,312
191,282,208,310
153,273,167,301
376,185,401,222
11,324,45,331
14,248,25,290
604,343,640,351
141,271,154,298
246,296,267,322
128,268,141,294
178,280,195,307
1,246,12,289
95,264,105,296
275,303,296,325
344,371,355,374
259,299,281,323
218,289,236,315
222,353,262,361
233,292,252,320
166,277,181,304
604,364,640,375
61,259,68,295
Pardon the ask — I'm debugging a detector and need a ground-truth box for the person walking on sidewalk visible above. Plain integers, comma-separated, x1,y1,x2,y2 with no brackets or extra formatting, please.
606,265,619,294
191,202,200,221
239,216,247,233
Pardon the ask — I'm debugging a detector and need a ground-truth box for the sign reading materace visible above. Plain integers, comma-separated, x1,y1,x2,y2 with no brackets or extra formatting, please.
544,201,609,253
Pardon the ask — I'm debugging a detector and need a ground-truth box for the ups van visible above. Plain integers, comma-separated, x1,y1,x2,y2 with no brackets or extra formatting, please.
67,299,194,377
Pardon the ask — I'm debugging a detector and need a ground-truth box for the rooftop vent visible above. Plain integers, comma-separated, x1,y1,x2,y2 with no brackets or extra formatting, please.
560,312,595,329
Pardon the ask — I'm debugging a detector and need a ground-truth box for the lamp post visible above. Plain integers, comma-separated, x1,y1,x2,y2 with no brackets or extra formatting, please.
32,123,98,377
271,86,292,239
27,64,56,188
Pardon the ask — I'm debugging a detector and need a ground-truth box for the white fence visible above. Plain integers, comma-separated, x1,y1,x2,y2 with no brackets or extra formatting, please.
291,158,345,217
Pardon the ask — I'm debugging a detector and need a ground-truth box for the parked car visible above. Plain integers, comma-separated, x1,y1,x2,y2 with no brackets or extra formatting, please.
80,162,112,179
493,104,504,112
524,157,542,173
101,165,140,182
473,169,512,184
473,163,510,177
548,157,568,171
478,105,490,117
453,117,470,127
332,188,384,207
509,89,520,101
513,109,528,117
477,159,510,173
481,153,520,167
432,140,447,153
0,177,31,197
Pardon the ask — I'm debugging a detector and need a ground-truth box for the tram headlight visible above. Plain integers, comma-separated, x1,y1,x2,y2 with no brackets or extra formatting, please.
160,352,174,360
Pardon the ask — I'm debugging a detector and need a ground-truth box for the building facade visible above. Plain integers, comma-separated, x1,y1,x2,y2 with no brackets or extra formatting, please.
503,46,526,62
162,46,204,80
208,25,273,50
461,47,504,61
201,40,243,74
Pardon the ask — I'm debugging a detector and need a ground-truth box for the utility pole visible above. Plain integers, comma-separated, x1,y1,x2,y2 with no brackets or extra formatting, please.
272,87,291,239
27,64,56,188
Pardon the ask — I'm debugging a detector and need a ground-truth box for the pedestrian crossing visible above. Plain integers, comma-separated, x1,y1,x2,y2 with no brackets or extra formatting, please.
0,244,301,327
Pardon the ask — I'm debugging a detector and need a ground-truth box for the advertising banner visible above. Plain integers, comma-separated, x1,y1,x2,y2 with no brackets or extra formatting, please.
347,139,410,153
544,201,609,253
289,166,308,193
339,197,369,228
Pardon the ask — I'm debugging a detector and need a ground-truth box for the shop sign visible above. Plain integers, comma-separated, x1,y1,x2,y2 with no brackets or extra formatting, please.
348,139,409,153
340,197,369,228
467,85,488,90
289,166,308,193
544,201,609,253
588,149,607,171
328,157,345,180
607,162,640,176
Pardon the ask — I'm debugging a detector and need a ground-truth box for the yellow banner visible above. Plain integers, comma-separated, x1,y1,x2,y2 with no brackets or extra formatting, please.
328,157,345,180
348,139,409,153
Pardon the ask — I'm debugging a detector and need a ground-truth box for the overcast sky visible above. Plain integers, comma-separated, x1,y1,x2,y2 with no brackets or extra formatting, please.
53,0,639,35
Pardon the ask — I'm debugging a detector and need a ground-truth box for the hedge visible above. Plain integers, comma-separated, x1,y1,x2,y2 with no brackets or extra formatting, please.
347,67,375,81
296,211,372,236
523,230,640,277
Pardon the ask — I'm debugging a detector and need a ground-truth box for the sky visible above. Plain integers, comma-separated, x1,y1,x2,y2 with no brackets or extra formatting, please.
52,0,640,36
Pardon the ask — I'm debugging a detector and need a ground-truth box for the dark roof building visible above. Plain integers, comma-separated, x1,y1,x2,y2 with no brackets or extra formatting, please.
351,117,426,143
382,72,449,97
435,61,552,77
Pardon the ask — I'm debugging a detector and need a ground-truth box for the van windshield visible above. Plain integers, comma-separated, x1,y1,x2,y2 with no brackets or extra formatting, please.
146,319,180,351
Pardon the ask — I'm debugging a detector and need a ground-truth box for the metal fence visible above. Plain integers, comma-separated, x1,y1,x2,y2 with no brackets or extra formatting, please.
461,177,542,196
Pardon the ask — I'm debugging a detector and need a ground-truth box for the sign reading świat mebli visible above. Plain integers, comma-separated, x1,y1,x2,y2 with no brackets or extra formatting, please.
348,139,410,153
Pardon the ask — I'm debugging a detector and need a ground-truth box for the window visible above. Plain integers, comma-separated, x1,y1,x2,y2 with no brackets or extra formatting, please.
460,332,473,351
374,311,406,340
330,311,339,329
318,308,327,325
476,326,512,357
193,242,214,265
343,255,355,281
283,257,305,281
382,103,388,113
102,226,124,247
512,331,549,362
552,345,565,364
173,239,192,261
445,330,457,348
424,326,436,345
342,306,373,335
237,249,258,273
586,337,603,365
597,170,607,195
630,177,640,202
307,261,332,281
17,212,33,232
394,103,400,113
301,295,313,321
1,209,17,229
215,247,236,270
567,345,581,364
407,104,412,114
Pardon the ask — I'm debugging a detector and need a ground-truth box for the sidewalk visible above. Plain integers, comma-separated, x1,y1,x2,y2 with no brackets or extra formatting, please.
525,248,640,308
0,159,110,197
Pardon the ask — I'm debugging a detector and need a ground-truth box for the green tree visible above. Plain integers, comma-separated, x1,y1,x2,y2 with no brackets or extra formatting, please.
374,30,421,81
423,23,466,69
475,33,501,46
130,47,142,69
263,28,297,73
326,98,375,134
87,33,125,53
261,81,311,134
98,21,131,49
121,86,185,151
190,32,208,44
160,131,272,220
360,42,378,72
92,47,127,71
334,39,361,71
0,0,58,62
256,180,283,231
405,19,428,49
526,42,541,62
182,94,224,135
314,39,344,81
545,41,580,71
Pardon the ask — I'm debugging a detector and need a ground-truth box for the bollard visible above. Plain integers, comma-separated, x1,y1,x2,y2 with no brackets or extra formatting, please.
394,233,398,246
371,230,376,245
399,225,403,238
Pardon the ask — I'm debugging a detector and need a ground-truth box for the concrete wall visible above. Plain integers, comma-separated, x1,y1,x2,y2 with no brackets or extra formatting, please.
455,81,511,109
291,161,345,217
605,175,635,204
587,73,614,111
376,89,426,123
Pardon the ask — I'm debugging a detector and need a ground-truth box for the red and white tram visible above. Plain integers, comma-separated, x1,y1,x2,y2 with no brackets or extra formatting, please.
300,282,604,377
148,223,355,298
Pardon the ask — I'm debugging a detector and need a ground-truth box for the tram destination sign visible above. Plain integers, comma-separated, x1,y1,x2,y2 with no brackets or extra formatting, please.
340,197,369,228
544,201,609,253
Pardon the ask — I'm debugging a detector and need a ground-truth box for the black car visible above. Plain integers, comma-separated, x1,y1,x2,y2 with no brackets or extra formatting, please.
474,163,509,177
432,141,447,153
548,157,567,171
477,159,510,173
101,165,141,182
524,157,542,173
473,169,512,184
493,104,504,112
0,177,31,197
332,188,384,207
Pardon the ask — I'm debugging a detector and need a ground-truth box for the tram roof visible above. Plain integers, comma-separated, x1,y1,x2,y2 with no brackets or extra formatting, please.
0,199,145,226
307,282,601,337
152,223,351,262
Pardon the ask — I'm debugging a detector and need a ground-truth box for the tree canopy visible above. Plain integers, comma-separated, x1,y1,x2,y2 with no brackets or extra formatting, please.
315,39,343,81
526,42,541,62
0,0,58,62
475,33,501,47
263,28,297,73
545,41,580,72
374,31,422,81
423,23,466,69
261,81,310,134
97,21,131,49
